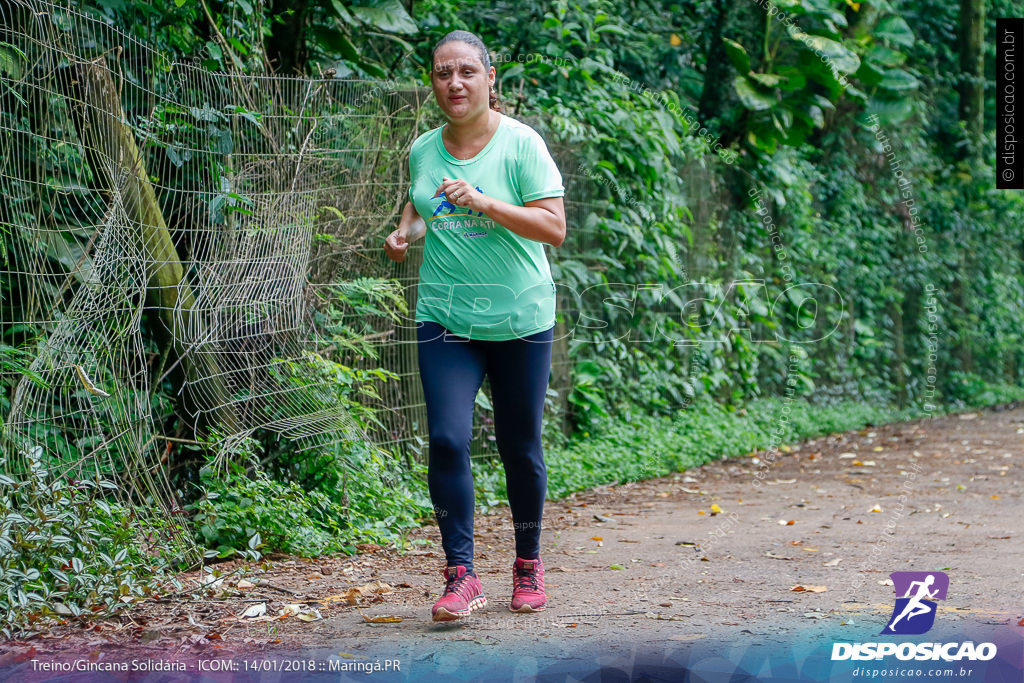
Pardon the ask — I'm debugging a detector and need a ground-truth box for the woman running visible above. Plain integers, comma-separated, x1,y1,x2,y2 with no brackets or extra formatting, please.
384,29,566,622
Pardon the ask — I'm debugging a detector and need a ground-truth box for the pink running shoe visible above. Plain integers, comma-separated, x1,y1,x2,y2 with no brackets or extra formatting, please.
510,557,547,612
431,565,487,622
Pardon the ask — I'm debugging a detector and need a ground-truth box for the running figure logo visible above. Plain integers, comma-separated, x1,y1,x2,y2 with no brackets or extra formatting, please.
433,186,485,218
881,571,949,635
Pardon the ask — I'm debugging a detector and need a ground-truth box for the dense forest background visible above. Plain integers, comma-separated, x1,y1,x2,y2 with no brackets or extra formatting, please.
1,0,1023,636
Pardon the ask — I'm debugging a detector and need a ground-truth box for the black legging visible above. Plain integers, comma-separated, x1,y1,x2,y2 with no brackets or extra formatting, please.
416,320,553,571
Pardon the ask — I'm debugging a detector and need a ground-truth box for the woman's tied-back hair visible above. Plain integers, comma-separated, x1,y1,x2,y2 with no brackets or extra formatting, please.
431,30,502,112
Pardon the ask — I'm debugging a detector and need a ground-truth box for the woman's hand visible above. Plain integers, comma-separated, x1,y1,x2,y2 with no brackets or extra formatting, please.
433,177,565,247
385,201,427,263
434,176,490,214
384,227,410,262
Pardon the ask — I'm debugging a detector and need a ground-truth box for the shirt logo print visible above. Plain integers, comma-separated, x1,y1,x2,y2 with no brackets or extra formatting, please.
433,186,486,218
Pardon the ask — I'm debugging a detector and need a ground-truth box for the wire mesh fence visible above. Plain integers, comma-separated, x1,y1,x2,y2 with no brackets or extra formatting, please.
0,0,621,535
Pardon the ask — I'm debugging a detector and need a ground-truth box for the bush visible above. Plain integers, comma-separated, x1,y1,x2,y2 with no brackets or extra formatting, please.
186,435,434,559
0,451,176,638
188,452,353,559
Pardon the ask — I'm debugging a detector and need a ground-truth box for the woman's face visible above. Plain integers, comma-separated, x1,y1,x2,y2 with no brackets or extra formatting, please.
431,41,494,122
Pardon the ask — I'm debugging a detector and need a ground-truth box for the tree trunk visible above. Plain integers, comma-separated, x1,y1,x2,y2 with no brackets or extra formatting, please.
266,0,311,75
698,2,735,131
60,56,240,435
957,0,985,160
699,0,764,148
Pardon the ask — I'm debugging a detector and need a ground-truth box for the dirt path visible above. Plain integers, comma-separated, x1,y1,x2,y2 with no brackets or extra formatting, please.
3,404,1023,681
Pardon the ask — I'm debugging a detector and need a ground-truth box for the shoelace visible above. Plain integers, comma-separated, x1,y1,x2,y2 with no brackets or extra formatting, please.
444,570,475,597
514,564,541,592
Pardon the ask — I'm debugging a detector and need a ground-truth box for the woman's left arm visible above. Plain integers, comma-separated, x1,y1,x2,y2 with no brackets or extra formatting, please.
434,177,566,247
480,195,566,247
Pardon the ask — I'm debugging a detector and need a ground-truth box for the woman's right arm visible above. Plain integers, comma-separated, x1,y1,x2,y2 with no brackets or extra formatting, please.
384,200,426,262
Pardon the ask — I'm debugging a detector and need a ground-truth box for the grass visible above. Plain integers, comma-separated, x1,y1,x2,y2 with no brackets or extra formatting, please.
470,380,1024,507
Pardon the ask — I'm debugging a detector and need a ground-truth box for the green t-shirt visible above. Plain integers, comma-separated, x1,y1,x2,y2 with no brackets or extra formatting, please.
408,113,564,340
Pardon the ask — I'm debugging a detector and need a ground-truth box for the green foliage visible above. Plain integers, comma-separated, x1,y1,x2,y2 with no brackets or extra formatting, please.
472,393,897,502
188,447,353,558
725,0,920,153
475,378,1024,504
943,372,1024,409
188,432,433,559
0,453,179,638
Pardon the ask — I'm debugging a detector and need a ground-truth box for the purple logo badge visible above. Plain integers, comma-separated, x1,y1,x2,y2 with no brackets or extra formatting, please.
881,571,949,635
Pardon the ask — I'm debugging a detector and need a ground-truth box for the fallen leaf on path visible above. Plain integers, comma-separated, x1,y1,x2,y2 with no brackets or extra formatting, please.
239,603,267,619
361,614,402,623
188,614,214,628
839,453,857,459
791,585,828,593
359,580,393,594
609,564,625,570
591,536,603,541
823,558,842,567
619,539,641,543
802,547,819,552
764,552,794,560
332,580,394,606
644,612,687,621
237,579,255,590
710,504,723,515
296,608,322,622
675,541,699,547
697,510,706,515
777,519,795,525
765,479,797,485
320,594,353,606
593,514,612,522
878,579,894,586
1018,618,1024,626
869,505,883,513
198,572,225,589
